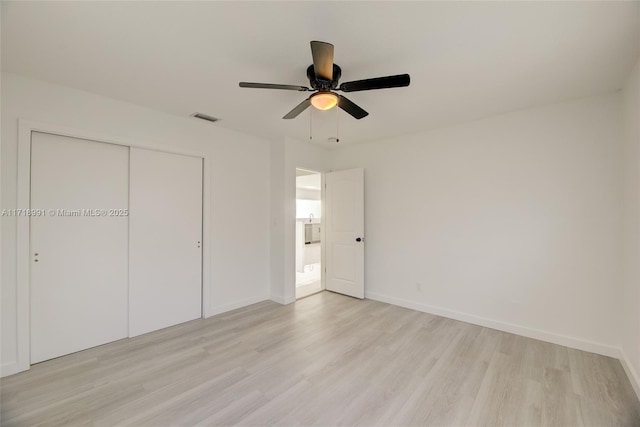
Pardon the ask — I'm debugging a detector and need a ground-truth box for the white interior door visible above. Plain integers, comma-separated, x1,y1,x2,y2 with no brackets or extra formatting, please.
325,168,365,299
128,148,203,337
30,132,129,363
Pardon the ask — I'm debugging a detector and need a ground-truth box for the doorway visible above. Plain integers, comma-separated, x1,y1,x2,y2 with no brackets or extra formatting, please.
295,169,323,299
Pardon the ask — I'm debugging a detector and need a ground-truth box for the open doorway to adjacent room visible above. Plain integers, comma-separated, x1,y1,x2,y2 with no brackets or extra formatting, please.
295,168,323,299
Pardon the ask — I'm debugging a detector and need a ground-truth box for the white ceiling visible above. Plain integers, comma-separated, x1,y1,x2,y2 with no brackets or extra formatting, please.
2,2,639,147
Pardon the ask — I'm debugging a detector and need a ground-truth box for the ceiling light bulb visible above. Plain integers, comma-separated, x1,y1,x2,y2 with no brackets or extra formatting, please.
311,92,338,111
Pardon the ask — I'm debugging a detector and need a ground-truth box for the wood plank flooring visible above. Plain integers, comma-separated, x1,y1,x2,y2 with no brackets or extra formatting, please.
2,291,639,426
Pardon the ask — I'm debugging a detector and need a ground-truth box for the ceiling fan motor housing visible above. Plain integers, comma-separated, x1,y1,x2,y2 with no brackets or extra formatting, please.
307,64,342,90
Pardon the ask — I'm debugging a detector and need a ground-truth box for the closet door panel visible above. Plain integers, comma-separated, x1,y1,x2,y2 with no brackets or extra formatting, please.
129,148,203,337
30,132,129,363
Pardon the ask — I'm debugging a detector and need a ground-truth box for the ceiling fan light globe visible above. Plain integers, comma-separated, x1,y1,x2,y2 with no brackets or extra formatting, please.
311,92,338,110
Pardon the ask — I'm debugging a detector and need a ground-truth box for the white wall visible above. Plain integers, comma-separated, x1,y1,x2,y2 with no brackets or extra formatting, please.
269,140,286,304
331,93,623,356
1,73,271,374
296,199,321,219
270,137,331,304
621,57,640,397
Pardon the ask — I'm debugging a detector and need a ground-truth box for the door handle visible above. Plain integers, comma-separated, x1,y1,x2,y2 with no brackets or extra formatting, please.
356,237,363,242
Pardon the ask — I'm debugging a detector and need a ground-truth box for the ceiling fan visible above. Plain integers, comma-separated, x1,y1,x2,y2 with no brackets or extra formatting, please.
239,41,410,120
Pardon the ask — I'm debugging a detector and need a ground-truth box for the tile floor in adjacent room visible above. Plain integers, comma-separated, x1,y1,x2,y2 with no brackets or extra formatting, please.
296,262,322,299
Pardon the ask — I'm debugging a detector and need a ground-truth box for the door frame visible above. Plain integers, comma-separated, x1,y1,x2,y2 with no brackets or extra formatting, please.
14,119,211,374
294,168,326,299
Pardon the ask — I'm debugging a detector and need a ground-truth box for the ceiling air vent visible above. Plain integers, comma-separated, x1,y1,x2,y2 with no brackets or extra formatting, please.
191,112,219,123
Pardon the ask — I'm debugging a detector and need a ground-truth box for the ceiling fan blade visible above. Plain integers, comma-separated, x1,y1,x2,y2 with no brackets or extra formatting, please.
239,82,310,91
338,95,368,120
310,41,334,81
339,74,410,92
283,98,311,119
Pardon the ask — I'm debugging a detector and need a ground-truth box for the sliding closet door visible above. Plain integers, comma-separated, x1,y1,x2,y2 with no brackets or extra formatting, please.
30,132,129,363
129,148,203,337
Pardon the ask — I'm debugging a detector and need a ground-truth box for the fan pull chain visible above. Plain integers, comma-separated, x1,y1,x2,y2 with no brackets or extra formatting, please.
336,106,340,143
309,107,313,141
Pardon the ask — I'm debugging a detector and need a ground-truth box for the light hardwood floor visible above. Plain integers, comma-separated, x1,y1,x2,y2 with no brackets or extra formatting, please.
2,291,639,426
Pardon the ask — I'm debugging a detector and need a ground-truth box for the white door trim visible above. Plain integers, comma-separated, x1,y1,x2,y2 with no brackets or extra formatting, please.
12,118,213,376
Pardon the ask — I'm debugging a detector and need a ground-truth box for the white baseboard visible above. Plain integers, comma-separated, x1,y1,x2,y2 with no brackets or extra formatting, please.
270,295,285,304
270,295,296,305
1,361,21,378
366,291,621,359
620,348,640,401
207,295,269,317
